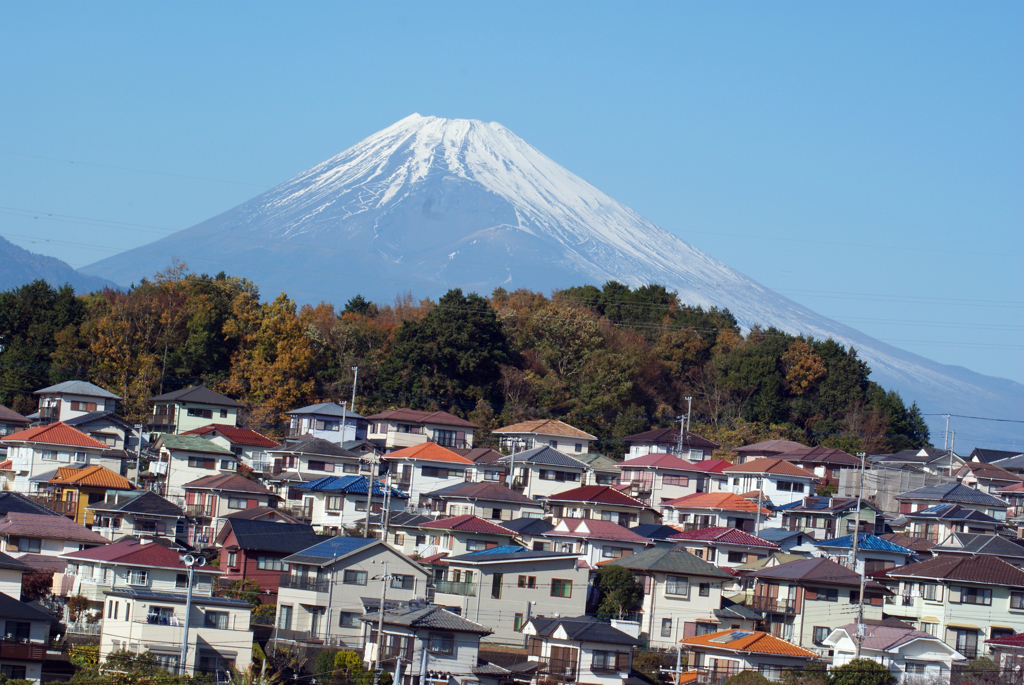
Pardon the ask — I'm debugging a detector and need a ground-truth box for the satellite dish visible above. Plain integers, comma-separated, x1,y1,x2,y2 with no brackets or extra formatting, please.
183,554,196,566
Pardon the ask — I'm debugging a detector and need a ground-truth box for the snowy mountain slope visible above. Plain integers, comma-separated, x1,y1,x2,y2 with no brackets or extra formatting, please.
81,114,1024,449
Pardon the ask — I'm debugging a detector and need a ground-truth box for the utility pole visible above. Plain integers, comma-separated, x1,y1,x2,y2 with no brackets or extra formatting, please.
341,400,348,445
949,431,956,477
852,452,867,658
755,479,764,538
676,414,686,456
508,438,523,490
685,396,692,434
365,449,379,539
371,561,390,685
381,473,393,542
179,554,205,675
133,423,143,488
351,366,359,412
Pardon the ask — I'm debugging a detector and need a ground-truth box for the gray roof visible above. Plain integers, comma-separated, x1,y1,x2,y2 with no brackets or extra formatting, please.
387,512,436,528
994,454,1024,471
34,380,121,400
498,446,589,469
972,448,1024,464
573,453,622,472
286,402,366,420
268,436,359,458
362,605,491,635
903,504,1001,525
756,528,808,543
105,588,251,609
424,480,540,505
603,548,733,579
148,386,243,408
447,547,578,564
500,518,555,536
0,405,29,426
0,550,33,573
88,491,184,518
65,411,133,430
894,483,1008,508
527,616,641,645
0,492,65,517
223,519,322,553
0,592,59,622
716,598,763,622
932,532,1024,558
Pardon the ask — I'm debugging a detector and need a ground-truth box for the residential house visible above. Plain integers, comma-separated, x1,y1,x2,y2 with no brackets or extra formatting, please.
0,494,60,518
574,453,621,487
433,546,588,646
529,518,652,567
873,448,965,475
812,534,915,574
1,423,110,493
679,629,816,683
264,436,368,507
985,633,1024,672
414,515,519,559
777,497,881,539
824,620,964,680
499,517,555,544
292,474,408,534
732,440,807,465
0,551,32,598
181,424,280,472
923,532,1024,566
32,381,120,425
492,419,597,456
0,592,57,683
774,447,862,489
366,409,478,450
659,492,771,534
666,528,779,568
900,503,1003,543
622,427,720,461
286,402,367,444
145,386,243,435
453,447,507,484
755,529,812,554
46,465,136,526
543,486,660,527
617,453,730,507
750,557,887,651
733,553,807,590
995,482,1024,520
971,448,1024,464
147,434,238,497
88,491,189,544
360,603,491,685
64,410,140,454
215,519,321,596
877,533,936,561
0,406,30,439
422,482,546,522
384,443,474,509
885,554,1024,659
517,616,641,685
383,513,439,560
498,447,588,500
896,481,1010,522
275,537,428,648
181,473,278,546
0,512,108,557
222,506,301,525
603,548,734,649
719,459,818,506
956,461,1023,495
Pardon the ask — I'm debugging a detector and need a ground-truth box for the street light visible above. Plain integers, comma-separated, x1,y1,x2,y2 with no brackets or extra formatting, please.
180,554,206,675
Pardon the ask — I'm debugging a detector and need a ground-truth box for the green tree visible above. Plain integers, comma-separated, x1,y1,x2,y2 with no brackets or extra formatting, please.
723,673,771,685
215,578,263,607
595,566,642,618
826,658,895,685
314,648,339,682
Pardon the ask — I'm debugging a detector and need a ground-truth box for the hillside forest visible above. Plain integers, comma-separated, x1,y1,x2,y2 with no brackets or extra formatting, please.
0,265,929,458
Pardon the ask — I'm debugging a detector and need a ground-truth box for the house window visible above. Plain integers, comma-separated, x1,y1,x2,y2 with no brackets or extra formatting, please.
813,627,830,644
959,587,992,606
176,574,188,589
415,535,426,546
326,496,342,511
278,605,293,630
665,575,689,596
257,556,288,572
220,409,228,418
922,583,943,601
592,651,618,670
3,622,30,642
905,663,927,676
663,475,689,487
126,569,148,586
309,460,335,472
187,408,213,419
603,547,628,558
484,471,501,481
227,552,237,568
727,551,744,564
16,538,41,553
467,539,491,552
220,459,236,471
551,579,572,598
920,622,937,636
343,570,367,585
188,457,214,469
342,464,358,474
338,612,360,628
391,575,415,590
41,450,57,461
549,441,557,449
355,500,368,512
695,623,716,636
422,466,450,479
227,498,249,509
661,618,672,638
315,420,340,432
514,613,523,631
394,533,406,546
204,611,229,629
813,587,838,602
699,583,710,597
492,574,503,599
0,667,26,680
1012,592,1024,610
574,443,582,453
428,633,454,655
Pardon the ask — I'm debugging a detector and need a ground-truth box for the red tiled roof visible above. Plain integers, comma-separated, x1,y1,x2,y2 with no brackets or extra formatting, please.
680,630,815,658
63,537,215,570
1,422,108,449
887,554,1024,587
420,515,516,536
493,419,596,440
722,458,818,480
546,518,653,544
385,442,473,464
418,552,449,566
0,460,11,471
667,526,779,549
620,453,711,471
987,634,1024,648
545,485,649,509
996,482,1024,494
367,409,479,429
0,512,110,544
696,459,733,473
662,492,771,515
733,440,807,454
182,424,280,448
50,465,135,490
184,473,274,495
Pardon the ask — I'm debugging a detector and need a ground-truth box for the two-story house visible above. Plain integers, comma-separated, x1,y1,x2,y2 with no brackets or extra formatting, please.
147,434,238,497
1,423,110,493
622,427,720,461
617,453,730,507
825,622,965,682
181,424,279,472
750,557,888,652
423,481,545,523
679,629,816,683
0,511,108,557
433,547,588,646
777,496,881,539
32,381,120,425
414,515,519,559
384,443,474,509
900,504,1003,544
498,447,588,500
873,447,965,475
659,492,771,534
181,473,278,546
529,518,652,567
930,531,1024,566
895,482,1009,521
215,519,321,597
88,491,189,544
603,548,733,649
812,534,915,574
666,528,780,568
885,554,1024,660
544,486,660,527
732,440,807,465
517,616,641,685
291,474,408,534
46,465,136,526
145,386,243,435
719,459,818,506
0,406,30,439
275,537,428,648
0,592,57,683
574,453,622,487
955,461,1023,495
286,402,367,444
774,446,862,490
366,409,478,450
493,419,597,456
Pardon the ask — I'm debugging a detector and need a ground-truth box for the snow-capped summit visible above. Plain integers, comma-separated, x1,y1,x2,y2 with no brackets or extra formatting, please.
81,115,1024,448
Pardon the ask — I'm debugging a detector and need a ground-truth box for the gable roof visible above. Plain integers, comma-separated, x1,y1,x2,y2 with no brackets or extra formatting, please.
63,537,214,571
149,385,243,407
35,380,121,400
972,448,1024,464
662,492,771,515
546,518,652,544
545,485,649,509
49,465,134,490
0,592,60,622
220,519,322,553
527,616,642,645
816,534,914,555
384,442,473,464
182,424,279,448
0,512,110,544
366,409,478,429
622,428,719,449
680,629,814,658
493,419,596,440
363,604,491,635
752,557,866,587
420,515,516,536
734,553,807,572
64,410,134,431
631,523,689,541
573,452,622,471
877,533,936,554
451,447,507,464
424,480,539,505
296,475,408,498
183,473,273,495
957,461,1023,483
156,434,235,455
932,532,1024,559
447,546,575,564
268,435,359,458
500,518,556,536
498,446,589,469
620,453,717,471
777,446,861,466
829,623,950,654
286,402,366,420
0,492,64,517
755,528,807,543
668,527,780,549
603,548,732,578
786,496,880,515
1,422,109,449
903,503,1001,525
0,405,29,426
895,483,1008,508
887,553,1024,587
0,550,33,573
87,491,184,517
733,440,807,455
722,458,818,480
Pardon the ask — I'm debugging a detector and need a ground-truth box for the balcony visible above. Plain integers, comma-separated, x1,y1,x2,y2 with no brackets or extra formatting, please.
251,461,273,474
433,580,475,596
279,575,330,593
66,620,103,635
147,412,176,427
750,595,797,614
38,406,60,424
0,642,46,661
959,646,979,660
185,504,214,518
25,495,77,517
431,438,469,450
531,657,577,681
282,505,313,522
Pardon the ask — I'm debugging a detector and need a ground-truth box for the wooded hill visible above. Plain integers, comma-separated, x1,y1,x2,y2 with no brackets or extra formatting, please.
0,266,929,458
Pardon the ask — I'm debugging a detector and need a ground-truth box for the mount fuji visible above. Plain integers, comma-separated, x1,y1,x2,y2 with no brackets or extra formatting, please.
81,114,1024,450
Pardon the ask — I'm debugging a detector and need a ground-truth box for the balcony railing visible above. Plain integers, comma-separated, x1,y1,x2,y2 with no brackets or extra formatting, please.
431,438,469,449
66,621,103,635
433,580,475,596
282,505,313,521
958,646,978,660
25,495,77,517
279,575,330,593
38,406,60,423
147,412,176,427
185,504,214,518
0,642,46,661
751,595,797,614
251,461,273,474
532,657,577,681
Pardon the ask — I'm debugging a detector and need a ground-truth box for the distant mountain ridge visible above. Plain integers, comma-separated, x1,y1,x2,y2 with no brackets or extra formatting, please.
0,234,116,294
80,114,1024,450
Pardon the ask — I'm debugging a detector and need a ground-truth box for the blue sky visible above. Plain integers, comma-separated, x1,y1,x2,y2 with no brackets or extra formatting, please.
0,2,1021,390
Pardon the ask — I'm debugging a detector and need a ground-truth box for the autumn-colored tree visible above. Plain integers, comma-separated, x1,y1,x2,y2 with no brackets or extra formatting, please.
781,340,827,395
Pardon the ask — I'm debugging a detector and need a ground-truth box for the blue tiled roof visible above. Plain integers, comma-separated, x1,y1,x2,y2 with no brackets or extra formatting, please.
283,536,378,564
295,475,408,498
462,545,527,557
816,533,914,555
771,501,802,512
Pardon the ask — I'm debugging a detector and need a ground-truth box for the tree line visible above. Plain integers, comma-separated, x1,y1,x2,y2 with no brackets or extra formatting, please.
0,266,929,457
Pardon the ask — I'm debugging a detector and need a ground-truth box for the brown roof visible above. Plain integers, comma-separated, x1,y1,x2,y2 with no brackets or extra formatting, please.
493,419,596,440
887,553,1024,587
182,424,280,448
450,447,506,464
49,465,135,490
222,506,301,523
958,461,1024,483
878,533,935,553
722,458,818,480
622,428,719,449
0,405,29,426
778,446,861,467
183,473,274,495
733,440,807,454
752,557,881,589
366,409,479,429
0,512,110,544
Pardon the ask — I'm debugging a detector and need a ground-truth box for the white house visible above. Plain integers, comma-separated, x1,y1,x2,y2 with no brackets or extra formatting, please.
659,492,771,534
0,422,109,493
366,409,478,450
383,442,474,509
32,381,120,425
825,622,965,682
180,424,279,471
497,446,588,500
0,512,109,557
719,458,819,506
290,475,408,534
493,419,596,456
0,551,32,599
680,629,816,682
147,434,238,497
518,616,642,685
622,427,720,461
533,518,653,568
286,402,366,444
145,386,243,435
